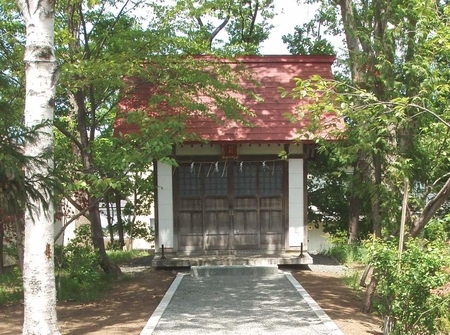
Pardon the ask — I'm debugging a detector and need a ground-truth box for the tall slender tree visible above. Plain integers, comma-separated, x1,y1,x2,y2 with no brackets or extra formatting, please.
15,0,60,333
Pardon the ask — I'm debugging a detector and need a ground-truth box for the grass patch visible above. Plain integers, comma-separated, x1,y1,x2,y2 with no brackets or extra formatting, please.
342,269,363,291
107,249,149,264
0,268,23,305
57,250,146,302
1,250,147,305
325,243,368,265
56,271,114,302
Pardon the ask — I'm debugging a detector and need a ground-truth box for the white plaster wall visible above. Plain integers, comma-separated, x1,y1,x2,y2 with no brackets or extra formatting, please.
288,158,305,249
54,200,79,246
307,222,330,254
157,161,174,248
287,143,303,155
176,144,221,156
176,143,297,156
238,144,283,155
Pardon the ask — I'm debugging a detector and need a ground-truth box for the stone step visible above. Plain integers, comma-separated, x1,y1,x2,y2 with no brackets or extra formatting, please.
151,252,313,268
190,265,281,278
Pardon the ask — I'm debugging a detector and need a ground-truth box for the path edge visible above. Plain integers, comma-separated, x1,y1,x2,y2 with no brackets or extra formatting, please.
140,272,185,335
284,272,345,335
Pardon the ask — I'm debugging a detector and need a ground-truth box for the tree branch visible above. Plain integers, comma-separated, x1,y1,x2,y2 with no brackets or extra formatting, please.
66,195,85,213
410,176,450,237
54,120,83,152
247,0,259,40
209,17,230,45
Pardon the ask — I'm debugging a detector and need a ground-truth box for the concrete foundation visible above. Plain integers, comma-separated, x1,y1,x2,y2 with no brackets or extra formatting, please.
151,251,313,268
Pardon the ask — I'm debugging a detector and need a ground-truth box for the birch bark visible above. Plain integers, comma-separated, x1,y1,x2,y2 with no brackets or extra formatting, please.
15,0,60,334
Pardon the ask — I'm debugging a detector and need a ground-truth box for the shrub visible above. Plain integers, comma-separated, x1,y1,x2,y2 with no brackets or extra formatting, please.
324,230,367,264
55,224,103,300
366,236,450,335
0,267,22,305
107,249,148,264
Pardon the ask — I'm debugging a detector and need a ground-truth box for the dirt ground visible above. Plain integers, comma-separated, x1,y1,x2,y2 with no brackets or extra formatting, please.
290,268,382,335
0,261,381,335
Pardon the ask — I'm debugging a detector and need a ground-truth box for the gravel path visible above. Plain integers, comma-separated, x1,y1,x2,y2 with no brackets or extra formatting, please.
144,267,344,335
308,255,345,275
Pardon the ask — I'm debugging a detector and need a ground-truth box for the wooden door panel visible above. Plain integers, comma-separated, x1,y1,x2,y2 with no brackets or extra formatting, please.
179,235,203,249
260,233,283,249
260,210,283,233
234,197,257,209
179,198,202,210
179,212,203,233
234,234,257,247
205,211,230,233
233,211,258,233
260,197,282,208
205,235,229,249
204,195,230,249
232,163,259,248
204,198,228,209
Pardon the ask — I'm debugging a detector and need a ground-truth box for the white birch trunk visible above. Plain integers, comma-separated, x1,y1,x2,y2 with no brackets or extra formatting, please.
16,0,60,334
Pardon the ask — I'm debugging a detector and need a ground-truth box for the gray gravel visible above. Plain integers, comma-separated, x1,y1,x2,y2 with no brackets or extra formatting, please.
120,255,155,274
147,266,343,335
308,255,346,275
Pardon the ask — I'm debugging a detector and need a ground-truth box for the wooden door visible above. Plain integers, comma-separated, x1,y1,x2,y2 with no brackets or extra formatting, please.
177,164,203,251
232,163,258,249
203,163,230,250
258,162,284,250
176,160,285,251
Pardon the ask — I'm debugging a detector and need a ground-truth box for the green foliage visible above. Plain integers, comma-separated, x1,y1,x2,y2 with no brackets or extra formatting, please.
289,72,450,236
366,237,450,334
342,269,363,291
57,249,148,301
123,219,155,243
283,0,450,241
106,249,148,264
55,225,102,287
54,224,116,301
282,24,335,55
0,267,22,305
56,272,113,302
324,231,367,264
159,0,275,54
307,150,372,240
424,214,450,242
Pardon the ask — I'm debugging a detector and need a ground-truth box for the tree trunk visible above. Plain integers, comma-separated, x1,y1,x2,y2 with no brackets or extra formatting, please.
348,159,363,244
89,196,121,276
338,0,364,84
115,194,125,248
16,0,60,333
371,150,382,238
74,88,120,274
361,273,377,313
348,193,360,244
0,222,4,274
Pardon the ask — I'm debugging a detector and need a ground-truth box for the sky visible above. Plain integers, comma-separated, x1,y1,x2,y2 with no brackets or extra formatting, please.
259,0,344,56
260,0,317,54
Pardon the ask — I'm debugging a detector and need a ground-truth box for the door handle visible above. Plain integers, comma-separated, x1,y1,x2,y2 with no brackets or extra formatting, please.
229,210,233,216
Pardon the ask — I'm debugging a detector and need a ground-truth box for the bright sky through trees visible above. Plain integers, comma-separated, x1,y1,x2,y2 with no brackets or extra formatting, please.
259,0,343,55
261,0,314,54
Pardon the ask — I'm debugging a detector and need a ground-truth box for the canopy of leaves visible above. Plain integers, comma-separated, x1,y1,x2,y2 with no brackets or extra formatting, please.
285,1,450,238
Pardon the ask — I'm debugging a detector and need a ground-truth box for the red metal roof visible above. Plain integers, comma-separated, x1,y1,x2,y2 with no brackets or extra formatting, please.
115,55,339,143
